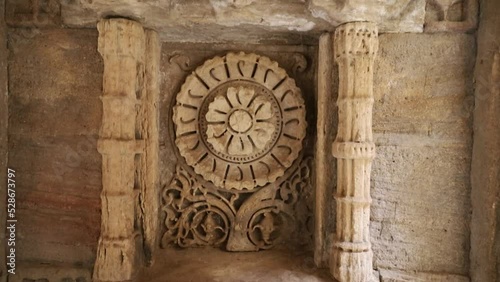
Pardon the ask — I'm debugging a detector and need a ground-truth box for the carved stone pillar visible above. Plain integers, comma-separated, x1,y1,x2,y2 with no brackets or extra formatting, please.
331,22,379,282
94,19,146,281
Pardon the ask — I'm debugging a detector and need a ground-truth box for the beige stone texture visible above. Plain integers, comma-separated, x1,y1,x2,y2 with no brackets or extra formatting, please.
425,0,478,33
6,0,61,27
470,0,500,281
137,248,331,282
372,33,475,276
59,0,426,44
308,0,426,33
379,268,469,282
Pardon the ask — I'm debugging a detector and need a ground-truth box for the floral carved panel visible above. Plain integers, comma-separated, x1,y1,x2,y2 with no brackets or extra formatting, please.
162,52,313,251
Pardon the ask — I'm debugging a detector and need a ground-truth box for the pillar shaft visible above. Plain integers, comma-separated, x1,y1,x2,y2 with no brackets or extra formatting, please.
331,22,379,282
94,19,146,281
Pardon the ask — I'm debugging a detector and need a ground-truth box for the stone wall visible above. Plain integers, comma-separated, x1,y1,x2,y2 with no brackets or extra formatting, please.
7,28,102,266
372,33,475,280
4,19,477,282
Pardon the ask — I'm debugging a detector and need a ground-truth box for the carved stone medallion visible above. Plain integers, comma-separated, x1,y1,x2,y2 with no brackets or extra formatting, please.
173,52,306,190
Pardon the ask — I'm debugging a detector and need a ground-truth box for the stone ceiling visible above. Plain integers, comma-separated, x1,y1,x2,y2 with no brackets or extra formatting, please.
59,0,426,43
7,0,476,44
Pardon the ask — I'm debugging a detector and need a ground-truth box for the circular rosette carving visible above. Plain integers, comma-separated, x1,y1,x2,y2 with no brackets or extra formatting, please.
173,52,306,191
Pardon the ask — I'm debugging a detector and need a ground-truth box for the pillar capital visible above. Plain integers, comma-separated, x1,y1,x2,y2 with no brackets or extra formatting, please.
97,19,146,60
334,22,379,61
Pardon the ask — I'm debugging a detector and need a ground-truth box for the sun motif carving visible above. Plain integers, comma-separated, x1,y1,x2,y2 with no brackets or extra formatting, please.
206,86,276,157
173,52,306,191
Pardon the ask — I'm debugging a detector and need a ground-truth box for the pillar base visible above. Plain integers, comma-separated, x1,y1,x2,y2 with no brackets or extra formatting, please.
93,235,142,281
331,248,374,282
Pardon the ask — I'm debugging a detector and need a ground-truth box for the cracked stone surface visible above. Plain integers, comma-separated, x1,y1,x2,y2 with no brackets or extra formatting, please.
59,0,426,43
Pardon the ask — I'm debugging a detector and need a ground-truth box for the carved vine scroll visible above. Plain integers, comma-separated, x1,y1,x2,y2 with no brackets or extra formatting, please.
161,165,235,248
161,158,313,251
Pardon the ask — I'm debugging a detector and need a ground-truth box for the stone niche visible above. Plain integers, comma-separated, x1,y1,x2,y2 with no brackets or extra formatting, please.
160,44,317,252
90,20,381,282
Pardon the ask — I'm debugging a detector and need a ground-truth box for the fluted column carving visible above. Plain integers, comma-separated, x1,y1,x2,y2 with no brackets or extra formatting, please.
331,22,379,282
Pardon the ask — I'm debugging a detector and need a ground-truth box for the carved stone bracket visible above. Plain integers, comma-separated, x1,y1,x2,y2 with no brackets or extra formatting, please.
330,22,379,282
